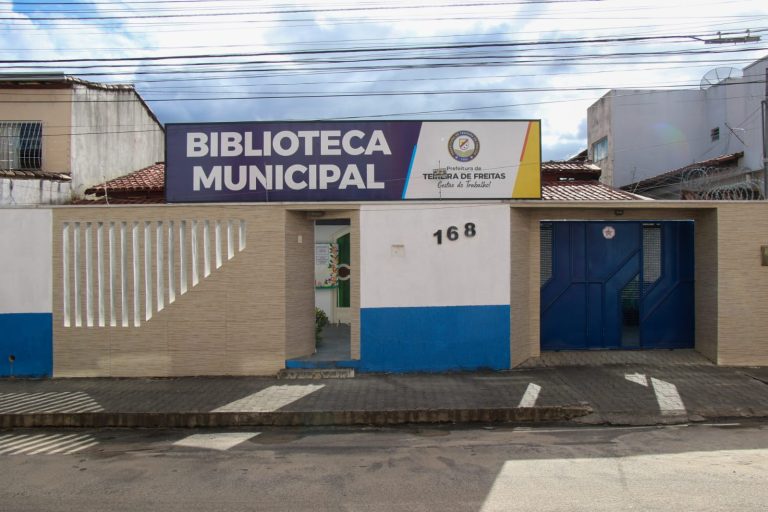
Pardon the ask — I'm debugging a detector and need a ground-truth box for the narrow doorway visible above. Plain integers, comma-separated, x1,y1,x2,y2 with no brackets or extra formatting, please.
310,219,351,362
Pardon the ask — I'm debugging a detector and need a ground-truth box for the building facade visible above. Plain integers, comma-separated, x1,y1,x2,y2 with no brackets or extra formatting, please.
587,55,767,191
4,119,768,378
2,199,768,378
0,74,164,206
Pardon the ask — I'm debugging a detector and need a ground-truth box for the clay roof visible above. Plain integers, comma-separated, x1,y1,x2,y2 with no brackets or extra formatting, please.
623,152,743,192
72,196,164,205
79,162,646,204
542,181,649,201
85,163,165,196
541,160,601,181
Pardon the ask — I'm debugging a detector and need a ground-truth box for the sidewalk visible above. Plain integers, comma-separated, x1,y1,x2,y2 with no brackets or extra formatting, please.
1,352,767,428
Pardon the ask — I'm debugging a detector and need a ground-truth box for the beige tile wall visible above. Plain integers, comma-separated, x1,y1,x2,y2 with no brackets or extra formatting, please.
715,203,768,365
284,210,316,360
50,200,768,375
509,208,534,366
53,205,288,377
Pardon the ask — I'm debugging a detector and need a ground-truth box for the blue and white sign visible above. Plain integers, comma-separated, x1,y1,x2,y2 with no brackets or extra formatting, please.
165,120,541,202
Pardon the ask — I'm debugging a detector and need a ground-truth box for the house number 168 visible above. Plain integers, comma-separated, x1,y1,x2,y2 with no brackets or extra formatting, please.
433,223,476,245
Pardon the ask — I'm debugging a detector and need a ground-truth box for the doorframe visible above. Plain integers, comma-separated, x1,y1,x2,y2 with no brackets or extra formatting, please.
314,210,361,360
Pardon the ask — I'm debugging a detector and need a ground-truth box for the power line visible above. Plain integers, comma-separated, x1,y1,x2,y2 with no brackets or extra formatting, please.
0,1,603,22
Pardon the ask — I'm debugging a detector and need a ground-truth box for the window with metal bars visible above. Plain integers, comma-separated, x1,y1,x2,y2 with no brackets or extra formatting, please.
540,223,553,285
0,121,42,170
642,223,662,290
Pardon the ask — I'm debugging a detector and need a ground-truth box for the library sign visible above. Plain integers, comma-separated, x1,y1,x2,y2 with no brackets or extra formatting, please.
165,120,541,202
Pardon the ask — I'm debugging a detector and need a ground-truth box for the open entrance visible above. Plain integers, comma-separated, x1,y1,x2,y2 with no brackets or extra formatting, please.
294,218,352,365
540,220,695,350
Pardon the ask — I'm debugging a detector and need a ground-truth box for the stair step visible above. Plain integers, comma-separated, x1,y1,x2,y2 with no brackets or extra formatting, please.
277,368,355,380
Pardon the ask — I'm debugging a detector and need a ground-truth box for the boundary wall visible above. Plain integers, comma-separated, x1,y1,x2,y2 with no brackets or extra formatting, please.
1,201,767,377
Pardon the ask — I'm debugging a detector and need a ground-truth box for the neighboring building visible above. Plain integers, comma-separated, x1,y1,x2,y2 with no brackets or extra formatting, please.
541,160,649,201
0,73,164,206
622,152,765,200
587,55,767,194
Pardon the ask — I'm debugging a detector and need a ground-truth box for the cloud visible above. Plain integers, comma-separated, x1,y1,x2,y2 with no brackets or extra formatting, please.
3,0,768,161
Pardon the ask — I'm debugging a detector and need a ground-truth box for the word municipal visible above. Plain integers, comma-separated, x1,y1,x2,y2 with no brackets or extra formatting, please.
186,130,392,192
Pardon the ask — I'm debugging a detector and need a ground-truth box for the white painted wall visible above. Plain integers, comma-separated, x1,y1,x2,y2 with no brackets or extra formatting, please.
611,89,708,187
70,85,164,198
360,204,510,309
0,178,71,207
589,56,768,188
0,209,52,313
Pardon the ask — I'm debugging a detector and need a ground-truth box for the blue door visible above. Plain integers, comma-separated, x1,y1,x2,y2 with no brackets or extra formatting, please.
540,221,694,350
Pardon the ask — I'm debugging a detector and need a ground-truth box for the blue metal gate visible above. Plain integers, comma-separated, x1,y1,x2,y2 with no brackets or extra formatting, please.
540,221,694,350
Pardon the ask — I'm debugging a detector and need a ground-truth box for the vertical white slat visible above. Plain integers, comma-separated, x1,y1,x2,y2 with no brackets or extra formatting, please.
144,222,152,322
132,222,140,328
168,221,176,304
62,223,70,327
96,223,105,327
179,220,187,295
227,220,234,260
73,222,81,328
191,220,199,287
84,223,93,327
108,223,116,327
120,222,128,327
215,221,222,269
203,220,211,278
239,220,246,251
156,221,164,313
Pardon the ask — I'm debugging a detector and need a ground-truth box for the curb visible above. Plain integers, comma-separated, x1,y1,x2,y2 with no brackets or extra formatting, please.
0,406,592,429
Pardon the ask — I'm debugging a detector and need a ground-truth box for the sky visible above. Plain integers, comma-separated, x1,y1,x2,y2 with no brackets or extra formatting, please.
2,0,768,160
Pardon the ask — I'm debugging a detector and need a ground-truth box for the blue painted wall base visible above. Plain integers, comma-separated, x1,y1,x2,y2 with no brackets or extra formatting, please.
360,305,510,372
0,313,52,377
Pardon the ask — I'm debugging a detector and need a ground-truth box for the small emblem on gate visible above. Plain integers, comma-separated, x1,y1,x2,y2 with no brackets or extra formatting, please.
602,226,616,240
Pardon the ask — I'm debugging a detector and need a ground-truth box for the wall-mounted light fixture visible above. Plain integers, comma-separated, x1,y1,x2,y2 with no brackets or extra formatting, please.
614,209,624,216
761,246,768,266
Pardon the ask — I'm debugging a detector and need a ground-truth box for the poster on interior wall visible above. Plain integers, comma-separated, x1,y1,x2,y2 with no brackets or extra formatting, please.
165,120,541,202
314,243,338,288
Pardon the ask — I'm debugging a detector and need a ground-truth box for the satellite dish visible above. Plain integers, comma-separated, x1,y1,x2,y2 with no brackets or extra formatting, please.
700,67,743,89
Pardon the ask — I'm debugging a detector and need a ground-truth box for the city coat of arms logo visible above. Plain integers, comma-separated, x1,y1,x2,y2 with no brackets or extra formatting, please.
448,130,480,162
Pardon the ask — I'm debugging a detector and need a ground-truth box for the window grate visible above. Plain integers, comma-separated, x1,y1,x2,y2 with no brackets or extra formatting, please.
0,121,42,170
540,223,553,285
643,224,662,290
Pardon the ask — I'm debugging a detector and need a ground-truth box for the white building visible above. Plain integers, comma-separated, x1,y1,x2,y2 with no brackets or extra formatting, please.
587,55,767,195
0,74,164,206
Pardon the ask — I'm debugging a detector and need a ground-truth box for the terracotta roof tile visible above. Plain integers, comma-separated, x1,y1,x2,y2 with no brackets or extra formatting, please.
542,181,648,201
86,163,165,195
541,160,601,182
80,163,644,203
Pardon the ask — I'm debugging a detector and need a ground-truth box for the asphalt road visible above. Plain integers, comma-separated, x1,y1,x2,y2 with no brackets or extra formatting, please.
0,422,766,511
